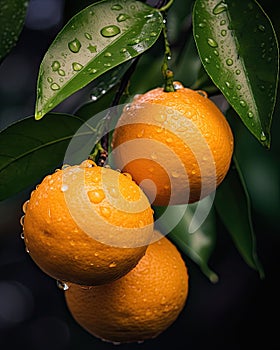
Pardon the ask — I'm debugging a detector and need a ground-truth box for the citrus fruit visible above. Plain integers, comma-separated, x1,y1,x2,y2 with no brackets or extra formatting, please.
22,160,154,286
112,82,234,205
65,232,189,343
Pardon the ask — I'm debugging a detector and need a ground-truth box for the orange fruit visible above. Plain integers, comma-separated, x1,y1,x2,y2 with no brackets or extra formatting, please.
112,82,234,205
22,160,154,285
65,232,189,343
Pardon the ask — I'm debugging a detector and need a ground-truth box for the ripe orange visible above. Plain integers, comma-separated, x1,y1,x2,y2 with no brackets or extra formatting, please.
65,232,189,343
22,160,154,285
112,82,234,205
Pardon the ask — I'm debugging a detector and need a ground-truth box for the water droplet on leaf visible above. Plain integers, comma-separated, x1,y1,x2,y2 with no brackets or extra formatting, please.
226,58,233,66
50,83,60,90
111,4,123,10
68,38,81,53
57,280,69,291
51,61,60,72
117,14,129,22
207,38,218,47
84,32,92,40
213,1,228,15
100,25,121,37
72,62,83,71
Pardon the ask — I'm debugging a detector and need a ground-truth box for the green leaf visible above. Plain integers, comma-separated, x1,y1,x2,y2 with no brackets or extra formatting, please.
35,0,163,120
215,156,264,278
0,0,29,62
193,0,279,148
154,196,218,283
0,113,98,201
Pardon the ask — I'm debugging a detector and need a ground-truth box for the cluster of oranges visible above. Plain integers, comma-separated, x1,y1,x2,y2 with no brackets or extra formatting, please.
22,82,233,343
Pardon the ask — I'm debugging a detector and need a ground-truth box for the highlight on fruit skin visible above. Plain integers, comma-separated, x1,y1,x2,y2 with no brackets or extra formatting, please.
112,81,234,206
65,232,189,344
22,160,154,286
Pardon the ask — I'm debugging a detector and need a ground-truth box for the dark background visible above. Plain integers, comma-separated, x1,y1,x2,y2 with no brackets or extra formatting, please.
0,0,279,349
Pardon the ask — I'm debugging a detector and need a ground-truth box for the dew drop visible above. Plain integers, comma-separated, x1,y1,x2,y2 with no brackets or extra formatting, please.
61,184,68,192
88,189,105,204
56,280,69,291
87,44,97,53
20,215,25,226
226,58,233,66
58,69,65,76
239,100,246,107
260,132,267,141
89,68,98,74
204,57,210,63
72,62,83,71
150,32,157,37
84,32,92,40
104,52,112,57
171,171,180,178
247,111,254,118
111,4,123,10
47,77,53,83
213,49,219,56
68,38,81,53
207,38,218,48
109,262,117,268
213,1,228,14
258,24,265,32
220,19,226,25
22,200,29,213
221,29,227,36
198,22,206,28
225,81,232,89
100,206,111,218
100,25,121,37
235,69,241,75
20,231,25,240
50,83,60,90
51,61,60,72
128,39,140,46
117,14,129,22
237,84,241,90
120,48,127,53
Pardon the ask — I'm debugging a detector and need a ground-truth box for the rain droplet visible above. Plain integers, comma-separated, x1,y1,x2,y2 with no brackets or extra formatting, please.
221,29,227,36
89,68,98,74
87,44,97,53
204,57,210,63
258,24,265,32
50,83,60,90
117,14,129,22
100,25,121,37
198,22,206,28
88,189,105,204
22,200,29,213
58,69,65,76
100,207,111,218
84,32,92,40
225,81,232,89
51,61,60,72
109,262,117,268
120,48,127,53
104,63,111,67
61,184,68,192
56,280,69,291
171,171,180,178
72,62,83,71
68,38,81,53
207,38,218,47
213,49,219,56
247,111,254,118
213,1,228,15
128,39,140,45
104,52,112,57
150,32,157,37
260,132,267,141
20,215,25,226
111,4,123,10
20,231,25,240
220,19,226,25
239,100,246,107
47,77,53,83
235,69,241,75
226,58,233,66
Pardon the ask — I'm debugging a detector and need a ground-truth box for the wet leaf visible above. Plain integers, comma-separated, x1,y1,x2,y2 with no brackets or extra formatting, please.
0,113,97,200
35,0,163,120
154,196,218,283
193,0,279,148
215,156,264,278
0,0,29,63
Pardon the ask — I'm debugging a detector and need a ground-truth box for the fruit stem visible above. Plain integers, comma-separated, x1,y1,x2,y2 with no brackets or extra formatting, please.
161,13,175,92
94,57,140,166
158,0,174,12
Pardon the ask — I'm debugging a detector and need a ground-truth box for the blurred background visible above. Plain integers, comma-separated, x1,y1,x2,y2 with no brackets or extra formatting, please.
0,0,279,349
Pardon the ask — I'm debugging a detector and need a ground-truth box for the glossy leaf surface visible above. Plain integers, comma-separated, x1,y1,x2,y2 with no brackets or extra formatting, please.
154,196,218,283
0,0,29,62
193,0,279,147
35,0,163,119
215,156,264,277
0,114,96,200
